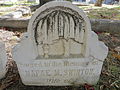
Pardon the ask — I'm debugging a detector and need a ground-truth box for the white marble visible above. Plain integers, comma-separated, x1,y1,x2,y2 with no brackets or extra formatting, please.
12,1,108,86
0,42,7,79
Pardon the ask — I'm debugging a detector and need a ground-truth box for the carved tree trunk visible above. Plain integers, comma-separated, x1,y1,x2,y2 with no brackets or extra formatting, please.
39,0,54,6
95,0,104,6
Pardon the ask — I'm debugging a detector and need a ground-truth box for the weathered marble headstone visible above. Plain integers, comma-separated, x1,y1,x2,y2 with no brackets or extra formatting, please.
0,42,7,79
12,1,108,86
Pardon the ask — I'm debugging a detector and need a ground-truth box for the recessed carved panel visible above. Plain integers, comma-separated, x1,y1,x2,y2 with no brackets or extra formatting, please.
33,7,86,58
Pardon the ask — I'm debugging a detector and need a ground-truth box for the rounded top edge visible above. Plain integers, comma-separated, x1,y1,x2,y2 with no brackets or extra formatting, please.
28,1,89,27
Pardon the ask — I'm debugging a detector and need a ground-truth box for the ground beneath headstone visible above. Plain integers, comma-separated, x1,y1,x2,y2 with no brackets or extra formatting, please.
0,28,119,90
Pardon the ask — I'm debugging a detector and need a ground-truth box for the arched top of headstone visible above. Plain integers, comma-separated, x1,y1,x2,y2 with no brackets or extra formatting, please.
28,1,91,37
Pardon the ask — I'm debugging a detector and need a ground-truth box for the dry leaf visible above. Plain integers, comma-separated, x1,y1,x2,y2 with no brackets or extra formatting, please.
112,53,120,60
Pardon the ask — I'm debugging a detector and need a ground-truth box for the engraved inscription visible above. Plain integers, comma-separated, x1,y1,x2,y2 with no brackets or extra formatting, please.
23,68,94,77
18,60,98,68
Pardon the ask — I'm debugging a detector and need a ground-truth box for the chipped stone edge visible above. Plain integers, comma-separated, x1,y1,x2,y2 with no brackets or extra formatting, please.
0,42,7,79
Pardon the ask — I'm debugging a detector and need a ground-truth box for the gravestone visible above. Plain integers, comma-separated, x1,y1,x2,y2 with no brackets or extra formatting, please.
12,1,108,86
0,42,7,79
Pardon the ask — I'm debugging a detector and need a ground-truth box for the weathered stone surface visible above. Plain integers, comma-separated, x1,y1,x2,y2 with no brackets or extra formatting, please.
0,42,7,79
90,19,120,34
12,1,108,86
0,18,29,29
0,6,31,19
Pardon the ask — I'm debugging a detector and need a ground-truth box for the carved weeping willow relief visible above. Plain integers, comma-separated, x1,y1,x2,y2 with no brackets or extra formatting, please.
33,7,86,58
